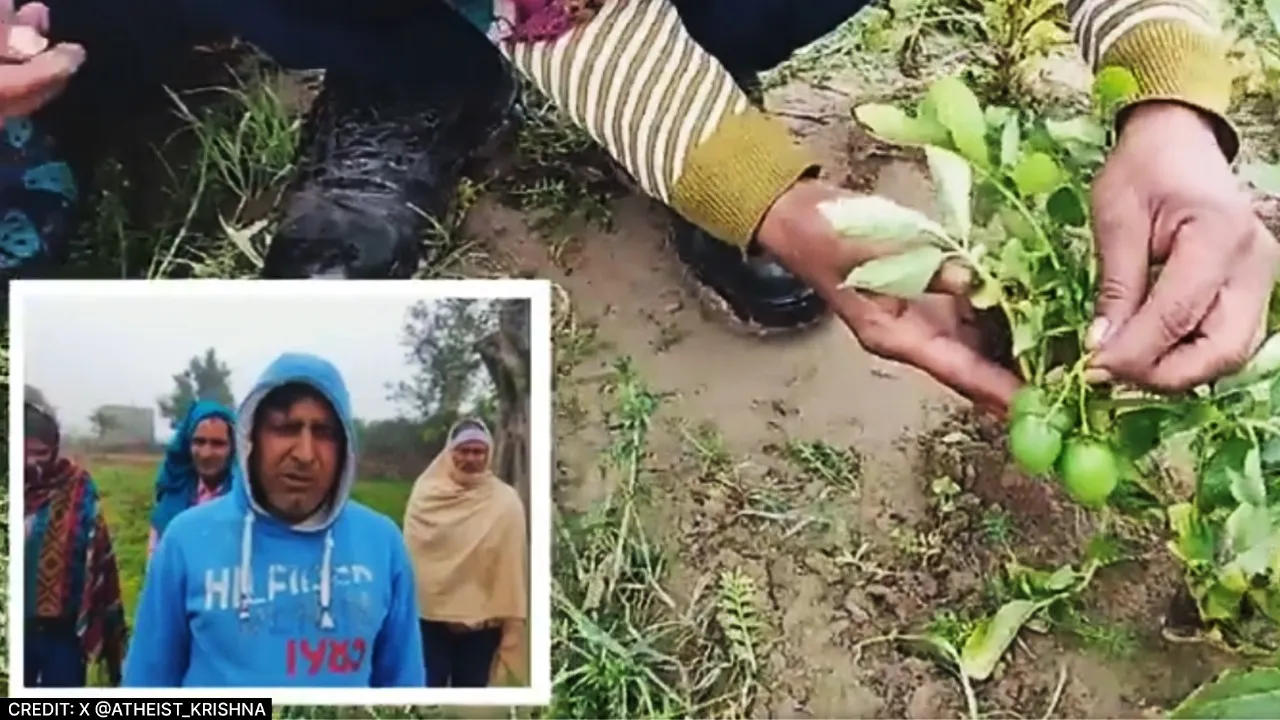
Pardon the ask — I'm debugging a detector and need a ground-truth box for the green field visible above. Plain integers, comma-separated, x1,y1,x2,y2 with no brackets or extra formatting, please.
89,459,414,631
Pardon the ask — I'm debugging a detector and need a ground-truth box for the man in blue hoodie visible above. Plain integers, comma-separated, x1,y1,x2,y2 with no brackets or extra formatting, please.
123,352,424,687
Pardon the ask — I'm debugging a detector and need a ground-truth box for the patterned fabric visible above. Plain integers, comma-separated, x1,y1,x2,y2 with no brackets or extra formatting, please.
0,117,77,274
25,458,127,684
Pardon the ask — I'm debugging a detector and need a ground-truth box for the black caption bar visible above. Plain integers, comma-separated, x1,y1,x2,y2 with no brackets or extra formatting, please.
8,699,271,719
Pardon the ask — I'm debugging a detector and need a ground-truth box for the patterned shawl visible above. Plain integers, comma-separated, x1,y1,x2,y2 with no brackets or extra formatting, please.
25,458,127,685
454,0,606,41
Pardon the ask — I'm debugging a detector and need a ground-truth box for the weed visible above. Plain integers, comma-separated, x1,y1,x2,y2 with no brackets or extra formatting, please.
980,507,1016,546
785,440,861,492
1059,611,1139,659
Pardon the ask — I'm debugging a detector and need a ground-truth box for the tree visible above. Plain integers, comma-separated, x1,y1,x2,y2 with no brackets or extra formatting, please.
89,408,118,438
157,348,234,429
476,299,531,514
391,299,498,423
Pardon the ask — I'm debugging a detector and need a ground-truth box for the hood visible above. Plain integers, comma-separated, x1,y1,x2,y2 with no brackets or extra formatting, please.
234,352,358,532
229,352,358,630
151,400,239,537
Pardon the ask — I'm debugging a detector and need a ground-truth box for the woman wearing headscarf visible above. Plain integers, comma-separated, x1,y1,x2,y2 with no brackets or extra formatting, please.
403,418,528,687
148,400,237,557
23,386,126,686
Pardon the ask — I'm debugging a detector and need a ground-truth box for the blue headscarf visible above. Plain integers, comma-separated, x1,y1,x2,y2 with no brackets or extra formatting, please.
150,400,238,539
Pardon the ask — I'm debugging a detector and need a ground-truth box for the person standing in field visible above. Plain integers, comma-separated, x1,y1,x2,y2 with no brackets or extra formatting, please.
148,400,238,558
403,418,529,687
122,352,424,687
23,386,127,687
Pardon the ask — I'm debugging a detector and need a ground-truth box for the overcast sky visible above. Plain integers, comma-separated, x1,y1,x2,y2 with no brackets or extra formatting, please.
20,293,444,441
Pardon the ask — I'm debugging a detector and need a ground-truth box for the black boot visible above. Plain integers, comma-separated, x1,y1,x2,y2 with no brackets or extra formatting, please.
665,68,826,332
264,66,518,278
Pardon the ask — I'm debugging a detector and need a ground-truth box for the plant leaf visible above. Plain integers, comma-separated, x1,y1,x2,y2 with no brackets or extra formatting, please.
1168,503,1216,565
1092,66,1139,111
1226,503,1272,556
927,76,989,168
1044,116,1106,148
1231,444,1267,508
854,104,951,146
1114,407,1169,460
1046,186,1086,227
1000,115,1021,168
1169,667,1280,718
925,146,972,240
1200,437,1250,512
841,246,946,298
960,600,1040,680
818,196,950,246
1267,0,1280,35
1012,152,1062,196
1011,304,1044,358
969,278,1002,309
1045,565,1077,591
1216,333,1280,392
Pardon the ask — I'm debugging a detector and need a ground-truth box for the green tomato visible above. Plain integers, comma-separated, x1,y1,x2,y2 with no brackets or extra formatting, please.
1010,386,1049,419
1058,438,1119,507
1046,404,1077,434
1009,415,1063,475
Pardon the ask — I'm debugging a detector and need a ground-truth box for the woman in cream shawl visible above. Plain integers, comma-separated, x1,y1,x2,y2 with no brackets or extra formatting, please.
403,418,528,687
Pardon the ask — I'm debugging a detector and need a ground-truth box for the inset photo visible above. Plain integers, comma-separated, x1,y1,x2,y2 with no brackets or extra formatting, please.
8,280,551,706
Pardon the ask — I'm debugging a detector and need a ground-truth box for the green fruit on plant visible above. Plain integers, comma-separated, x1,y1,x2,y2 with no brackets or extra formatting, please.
1009,415,1064,475
1011,386,1049,419
1058,438,1119,507
1047,404,1077,434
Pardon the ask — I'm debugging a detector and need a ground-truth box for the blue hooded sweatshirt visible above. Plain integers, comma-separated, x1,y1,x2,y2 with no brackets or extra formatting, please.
150,400,239,543
123,353,425,687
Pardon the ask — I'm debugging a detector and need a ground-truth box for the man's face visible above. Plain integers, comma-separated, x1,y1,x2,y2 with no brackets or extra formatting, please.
191,417,232,484
253,394,342,523
24,437,53,469
451,441,489,475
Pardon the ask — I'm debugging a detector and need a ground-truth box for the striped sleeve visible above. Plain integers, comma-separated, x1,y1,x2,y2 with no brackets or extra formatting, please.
1067,0,1236,154
498,0,816,247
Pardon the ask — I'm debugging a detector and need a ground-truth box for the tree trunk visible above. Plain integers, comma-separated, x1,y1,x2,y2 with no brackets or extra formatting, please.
476,299,531,516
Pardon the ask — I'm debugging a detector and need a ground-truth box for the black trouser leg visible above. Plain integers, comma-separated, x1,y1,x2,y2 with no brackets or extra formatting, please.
450,627,502,688
421,620,454,688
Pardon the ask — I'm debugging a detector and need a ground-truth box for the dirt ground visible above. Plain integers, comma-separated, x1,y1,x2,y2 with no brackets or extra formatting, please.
455,66,1248,718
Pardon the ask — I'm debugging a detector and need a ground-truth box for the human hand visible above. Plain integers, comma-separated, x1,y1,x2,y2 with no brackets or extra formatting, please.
757,179,1024,415
1086,101,1280,391
0,1,84,119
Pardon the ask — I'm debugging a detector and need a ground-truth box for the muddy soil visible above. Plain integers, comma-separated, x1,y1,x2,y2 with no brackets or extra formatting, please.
459,67,1244,717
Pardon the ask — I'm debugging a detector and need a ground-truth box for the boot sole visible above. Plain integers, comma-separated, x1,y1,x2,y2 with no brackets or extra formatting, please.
677,263,830,338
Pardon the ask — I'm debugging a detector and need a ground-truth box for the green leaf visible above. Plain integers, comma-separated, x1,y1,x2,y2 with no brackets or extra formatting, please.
1232,444,1267,508
925,146,972,240
1168,503,1216,565
1012,152,1062,196
999,234,1034,288
818,196,950,245
1047,186,1086,227
960,599,1040,680
969,278,1002,309
1202,578,1245,621
841,246,946,298
1263,436,1280,469
1114,408,1169,460
1044,116,1106,148
1000,116,1021,168
1092,66,1139,110
1216,333,1280,392
927,76,989,168
1045,565,1077,591
1226,503,1272,556
854,104,951,146
1011,304,1045,358
1170,667,1280,718
985,105,1014,128
1201,437,1251,512
1239,162,1280,195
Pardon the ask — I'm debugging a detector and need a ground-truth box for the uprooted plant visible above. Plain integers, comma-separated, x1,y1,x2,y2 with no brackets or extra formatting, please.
825,68,1280,707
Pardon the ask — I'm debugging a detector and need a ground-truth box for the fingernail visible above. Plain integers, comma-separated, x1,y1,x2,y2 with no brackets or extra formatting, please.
1085,317,1111,351
7,25,47,57
1083,368,1113,385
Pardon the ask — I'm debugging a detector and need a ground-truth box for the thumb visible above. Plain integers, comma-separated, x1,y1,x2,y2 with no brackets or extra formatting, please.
1088,173,1150,351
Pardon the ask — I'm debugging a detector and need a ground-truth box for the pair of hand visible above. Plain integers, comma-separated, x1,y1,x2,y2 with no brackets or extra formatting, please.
0,1,83,118
758,101,1280,416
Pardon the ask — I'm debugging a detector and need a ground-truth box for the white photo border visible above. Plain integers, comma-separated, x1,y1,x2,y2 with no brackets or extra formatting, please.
8,279,553,706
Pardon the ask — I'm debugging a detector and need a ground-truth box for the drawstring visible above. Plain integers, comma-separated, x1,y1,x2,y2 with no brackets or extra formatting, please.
319,530,335,630
238,511,254,620
238,511,336,631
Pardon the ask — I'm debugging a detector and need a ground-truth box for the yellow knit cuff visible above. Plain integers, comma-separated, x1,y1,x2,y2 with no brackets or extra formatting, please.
1101,20,1239,158
670,107,818,248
